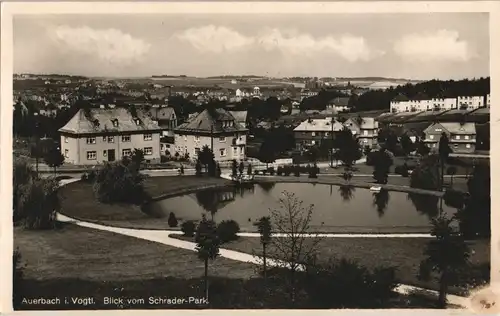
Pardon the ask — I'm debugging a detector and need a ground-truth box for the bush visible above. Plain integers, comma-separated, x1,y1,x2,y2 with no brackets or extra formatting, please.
276,166,284,176
216,220,240,243
304,258,398,308
168,212,178,228
93,161,147,205
268,167,275,176
283,166,292,176
294,165,301,177
366,151,377,166
181,220,196,237
443,189,466,209
394,164,409,177
308,164,319,178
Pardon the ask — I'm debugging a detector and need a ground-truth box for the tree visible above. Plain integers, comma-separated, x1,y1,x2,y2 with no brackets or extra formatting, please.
199,145,215,173
43,147,65,176
259,139,276,168
410,155,440,191
195,214,220,301
231,159,238,178
253,216,273,281
438,132,452,189
195,159,203,177
446,166,457,188
400,134,414,158
13,158,37,222
307,146,320,163
270,191,323,303
335,127,362,170
416,138,431,156
372,149,393,184
247,163,253,176
239,161,245,176
168,212,178,227
418,214,470,308
131,148,145,169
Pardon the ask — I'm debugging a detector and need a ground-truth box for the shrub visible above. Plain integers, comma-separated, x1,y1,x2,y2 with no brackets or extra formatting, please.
308,164,319,178
304,258,398,308
366,151,377,166
181,220,196,237
277,166,284,176
268,167,275,176
262,170,268,175
168,212,178,227
284,166,292,176
395,164,409,177
216,220,240,243
247,164,253,175
443,189,466,209
93,161,147,205
294,165,301,177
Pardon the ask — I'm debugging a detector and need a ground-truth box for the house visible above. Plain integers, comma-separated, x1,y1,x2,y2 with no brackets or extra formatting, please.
326,97,350,113
228,110,248,128
173,108,248,162
343,117,379,148
431,97,457,111
147,107,177,137
457,96,484,110
390,94,410,113
58,108,162,165
423,122,476,154
293,118,344,151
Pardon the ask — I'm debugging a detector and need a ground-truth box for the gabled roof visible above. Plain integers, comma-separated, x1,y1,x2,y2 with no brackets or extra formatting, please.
58,108,161,134
344,117,378,129
294,118,344,132
228,110,248,124
392,94,409,102
147,107,176,121
424,122,476,135
175,108,247,134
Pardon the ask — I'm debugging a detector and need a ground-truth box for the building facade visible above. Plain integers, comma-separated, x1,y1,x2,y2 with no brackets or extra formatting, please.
59,108,162,165
293,118,344,150
457,96,484,110
147,106,177,137
173,108,248,162
343,117,379,148
423,122,476,154
431,98,457,111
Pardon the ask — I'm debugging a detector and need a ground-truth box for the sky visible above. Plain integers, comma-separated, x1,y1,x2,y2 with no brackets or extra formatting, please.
13,13,490,80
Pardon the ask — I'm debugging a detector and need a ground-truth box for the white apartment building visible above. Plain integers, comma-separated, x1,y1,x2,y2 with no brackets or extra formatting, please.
457,96,484,110
431,98,457,111
391,94,488,113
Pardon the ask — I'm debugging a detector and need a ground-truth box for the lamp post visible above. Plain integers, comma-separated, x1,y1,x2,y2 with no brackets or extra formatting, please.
34,113,40,174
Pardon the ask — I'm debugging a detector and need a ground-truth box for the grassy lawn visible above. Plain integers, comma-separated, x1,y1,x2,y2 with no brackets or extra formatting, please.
59,176,232,227
173,235,490,296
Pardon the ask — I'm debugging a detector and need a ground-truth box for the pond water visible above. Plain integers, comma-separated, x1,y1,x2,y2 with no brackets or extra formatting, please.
146,182,458,233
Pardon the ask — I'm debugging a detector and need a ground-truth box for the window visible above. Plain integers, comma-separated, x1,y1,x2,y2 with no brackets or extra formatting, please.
464,135,470,140
219,137,226,142
144,147,153,155
144,134,153,141
64,136,68,143
113,120,119,127
220,148,226,157
233,147,238,156
325,132,329,137
454,144,458,149
103,150,107,157
183,135,187,141
64,149,69,158
195,136,200,142
435,128,442,132
86,151,97,160
106,136,114,143
122,135,131,142
455,135,460,140
466,144,471,149
363,130,368,136
241,147,245,155
311,132,316,137
429,135,434,140
195,147,200,155
86,137,96,144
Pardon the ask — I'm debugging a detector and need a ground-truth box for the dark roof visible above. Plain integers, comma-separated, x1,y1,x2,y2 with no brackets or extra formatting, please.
147,107,176,121
58,108,161,134
328,97,350,106
175,108,248,134
406,110,449,123
390,111,423,124
392,94,409,102
413,92,429,101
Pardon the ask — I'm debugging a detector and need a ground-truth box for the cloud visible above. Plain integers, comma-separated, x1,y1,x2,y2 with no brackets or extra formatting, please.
174,25,255,53
258,28,384,62
49,25,151,65
174,25,384,62
393,30,475,62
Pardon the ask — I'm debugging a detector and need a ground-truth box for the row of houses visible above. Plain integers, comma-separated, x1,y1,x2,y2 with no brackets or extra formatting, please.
390,93,490,113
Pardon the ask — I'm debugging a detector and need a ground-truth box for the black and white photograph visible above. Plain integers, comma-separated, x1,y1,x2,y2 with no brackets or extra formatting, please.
2,1,498,312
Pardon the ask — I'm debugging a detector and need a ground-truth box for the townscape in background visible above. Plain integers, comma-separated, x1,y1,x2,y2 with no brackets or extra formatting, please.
13,74,490,168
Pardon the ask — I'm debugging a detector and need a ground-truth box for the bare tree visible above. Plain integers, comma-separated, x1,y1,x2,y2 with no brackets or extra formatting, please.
269,191,323,304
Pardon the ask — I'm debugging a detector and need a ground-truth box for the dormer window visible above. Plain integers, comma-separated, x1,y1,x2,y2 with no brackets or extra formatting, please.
112,119,119,127
135,118,140,125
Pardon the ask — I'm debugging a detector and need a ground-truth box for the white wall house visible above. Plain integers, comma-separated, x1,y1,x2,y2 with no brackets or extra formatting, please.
457,96,484,110
431,98,457,110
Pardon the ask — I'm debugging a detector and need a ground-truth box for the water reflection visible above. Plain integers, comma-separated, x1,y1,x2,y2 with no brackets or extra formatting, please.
194,188,236,221
338,185,356,202
407,193,439,218
372,189,390,217
257,182,276,194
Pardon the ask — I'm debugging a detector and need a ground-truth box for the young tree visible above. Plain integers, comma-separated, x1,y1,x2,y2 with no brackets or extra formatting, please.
199,145,215,173
259,139,276,168
195,214,220,301
335,127,362,171
44,147,65,176
438,132,452,189
247,163,253,176
131,148,145,168
418,214,471,308
372,149,393,184
446,166,457,188
253,216,273,281
231,159,238,178
400,134,414,159
239,161,245,176
270,191,323,303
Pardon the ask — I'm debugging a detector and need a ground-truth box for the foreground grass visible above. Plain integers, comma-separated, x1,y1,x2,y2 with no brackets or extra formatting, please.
58,176,231,228
14,224,445,309
172,235,490,296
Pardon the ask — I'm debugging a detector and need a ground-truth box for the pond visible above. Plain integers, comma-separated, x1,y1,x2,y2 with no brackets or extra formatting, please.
146,182,458,233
